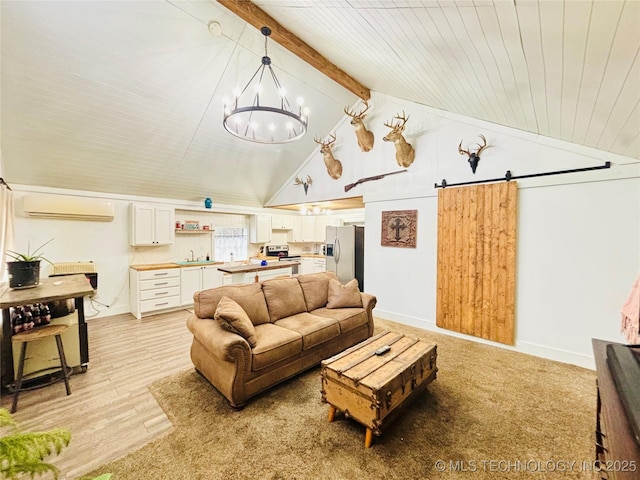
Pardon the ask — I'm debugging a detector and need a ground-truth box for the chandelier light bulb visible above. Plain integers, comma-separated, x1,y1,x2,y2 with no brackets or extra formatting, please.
279,87,286,97
297,97,304,106
250,121,258,130
233,88,242,98
268,123,275,131
303,107,310,116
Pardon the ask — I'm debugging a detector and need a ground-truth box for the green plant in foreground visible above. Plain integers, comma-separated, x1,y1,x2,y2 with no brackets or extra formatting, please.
5,239,54,264
0,409,111,480
0,408,70,479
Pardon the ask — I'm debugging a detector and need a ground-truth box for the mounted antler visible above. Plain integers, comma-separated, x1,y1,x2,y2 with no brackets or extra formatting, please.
344,100,374,152
458,134,487,174
294,175,312,195
383,111,415,167
314,133,343,179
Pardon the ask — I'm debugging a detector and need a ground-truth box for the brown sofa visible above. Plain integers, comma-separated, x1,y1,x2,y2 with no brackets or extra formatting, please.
186,271,377,408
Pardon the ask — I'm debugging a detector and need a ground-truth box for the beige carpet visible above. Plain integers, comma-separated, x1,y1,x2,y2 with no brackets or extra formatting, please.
88,318,596,479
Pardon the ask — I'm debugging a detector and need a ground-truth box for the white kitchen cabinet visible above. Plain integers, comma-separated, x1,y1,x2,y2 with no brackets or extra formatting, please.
130,267,181,319
291,216,303,242
302,216,316,242
180,267,201,305
315,216,327,243
130,203,175,246
180,265,223,305
272,215,294,230
313,257,326,273
250,214,271,243
299,257,314,275
202,265,222,290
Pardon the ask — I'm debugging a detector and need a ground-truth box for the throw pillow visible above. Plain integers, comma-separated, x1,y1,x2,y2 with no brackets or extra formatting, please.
214,296,258,347
326,278,363,309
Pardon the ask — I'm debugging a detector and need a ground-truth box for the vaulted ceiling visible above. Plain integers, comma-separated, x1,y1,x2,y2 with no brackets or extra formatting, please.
2,1,638,208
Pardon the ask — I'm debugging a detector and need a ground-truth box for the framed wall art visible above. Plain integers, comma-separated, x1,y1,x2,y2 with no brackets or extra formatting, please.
381,210,417,248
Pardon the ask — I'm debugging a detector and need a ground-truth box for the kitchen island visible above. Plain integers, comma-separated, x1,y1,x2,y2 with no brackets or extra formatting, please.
218,260,300,284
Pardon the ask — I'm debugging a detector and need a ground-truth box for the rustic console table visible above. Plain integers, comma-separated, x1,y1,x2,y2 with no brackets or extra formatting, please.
1,274,94,389
592,339,640,479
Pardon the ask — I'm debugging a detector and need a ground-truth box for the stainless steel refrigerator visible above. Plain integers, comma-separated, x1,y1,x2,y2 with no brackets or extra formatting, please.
325,226,364,290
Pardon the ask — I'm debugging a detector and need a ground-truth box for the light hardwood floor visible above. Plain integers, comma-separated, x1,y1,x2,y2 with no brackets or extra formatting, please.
0,309,195,480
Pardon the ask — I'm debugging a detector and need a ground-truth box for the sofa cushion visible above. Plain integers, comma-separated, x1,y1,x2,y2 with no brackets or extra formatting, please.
214,296,257,348
312,307,369,334
297,271,338,311
194,282,271,325
274,312,341,351
327,278,363,309
262,277,308,322
252,323,303,371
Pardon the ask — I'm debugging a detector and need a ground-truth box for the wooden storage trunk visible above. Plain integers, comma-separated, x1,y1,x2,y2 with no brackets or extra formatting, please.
321,330,437,446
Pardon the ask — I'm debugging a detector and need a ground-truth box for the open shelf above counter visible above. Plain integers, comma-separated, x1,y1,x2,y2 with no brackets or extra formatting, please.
175,229,212,234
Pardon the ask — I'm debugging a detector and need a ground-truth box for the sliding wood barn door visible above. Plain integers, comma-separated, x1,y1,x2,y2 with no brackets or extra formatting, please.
436,182,517,345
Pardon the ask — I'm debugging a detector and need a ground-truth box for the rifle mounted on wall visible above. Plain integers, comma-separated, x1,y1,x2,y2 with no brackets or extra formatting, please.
344,169,407,192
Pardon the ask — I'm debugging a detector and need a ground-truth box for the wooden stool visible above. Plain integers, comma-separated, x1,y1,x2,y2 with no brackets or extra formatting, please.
11,324,72,413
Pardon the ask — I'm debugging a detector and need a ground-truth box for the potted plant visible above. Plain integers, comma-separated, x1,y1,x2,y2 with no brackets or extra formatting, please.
5,239,53,289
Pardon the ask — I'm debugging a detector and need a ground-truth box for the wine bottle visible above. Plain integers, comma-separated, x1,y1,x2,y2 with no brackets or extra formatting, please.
11,307,24,334
32,303,42,327
41,303,51,325
23,305,34,331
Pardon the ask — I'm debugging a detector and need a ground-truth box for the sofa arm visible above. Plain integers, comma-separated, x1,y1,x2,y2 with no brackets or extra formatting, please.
186,314,252,366
360,292,377,313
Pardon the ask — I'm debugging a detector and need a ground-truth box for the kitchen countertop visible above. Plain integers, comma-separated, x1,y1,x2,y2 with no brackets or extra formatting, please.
130,257,317,272
217,260,300,274
130,261,224,271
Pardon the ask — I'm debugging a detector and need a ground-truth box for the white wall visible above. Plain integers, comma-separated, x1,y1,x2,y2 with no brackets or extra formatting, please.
9,189,268,318
271,91,640,368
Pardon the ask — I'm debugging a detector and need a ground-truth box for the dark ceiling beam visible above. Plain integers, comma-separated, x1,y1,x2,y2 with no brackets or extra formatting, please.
217,0,371,101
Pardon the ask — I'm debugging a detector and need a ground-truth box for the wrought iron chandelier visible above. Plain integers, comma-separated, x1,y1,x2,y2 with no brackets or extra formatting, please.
223,26,308,144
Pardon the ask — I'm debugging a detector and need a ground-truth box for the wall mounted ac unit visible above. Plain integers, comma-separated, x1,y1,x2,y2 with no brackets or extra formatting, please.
23,194,115,221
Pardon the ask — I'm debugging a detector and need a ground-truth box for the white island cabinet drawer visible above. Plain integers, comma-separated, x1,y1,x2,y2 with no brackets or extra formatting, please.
140,276,180,291
130,267,182,319
140,295,180,313
140,286,181,301
139,269,180,281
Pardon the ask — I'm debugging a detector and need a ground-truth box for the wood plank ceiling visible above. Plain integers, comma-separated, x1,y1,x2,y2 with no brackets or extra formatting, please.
1,1,638,207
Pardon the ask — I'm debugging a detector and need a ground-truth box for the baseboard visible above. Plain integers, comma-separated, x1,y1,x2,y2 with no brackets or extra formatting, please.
373,308,595,370
84,304,131,320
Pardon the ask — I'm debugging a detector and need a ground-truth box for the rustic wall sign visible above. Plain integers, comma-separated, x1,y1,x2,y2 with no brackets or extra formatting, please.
381,210,417,248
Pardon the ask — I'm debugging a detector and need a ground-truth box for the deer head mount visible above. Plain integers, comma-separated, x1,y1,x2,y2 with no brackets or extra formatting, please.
314,133,343,179
294,175,312,195
344,100,374,152
383,111,415,168
458,134,487,174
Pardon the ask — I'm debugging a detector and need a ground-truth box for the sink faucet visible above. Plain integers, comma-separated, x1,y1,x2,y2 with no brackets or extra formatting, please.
190,250,194,261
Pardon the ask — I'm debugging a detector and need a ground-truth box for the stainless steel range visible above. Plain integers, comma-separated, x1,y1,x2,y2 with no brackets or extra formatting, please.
265,245,300,274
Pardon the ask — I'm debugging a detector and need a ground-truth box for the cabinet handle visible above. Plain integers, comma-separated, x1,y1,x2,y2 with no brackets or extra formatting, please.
155,302,169,306
154,282,169,286
153,272,168,276
155,291,169,296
